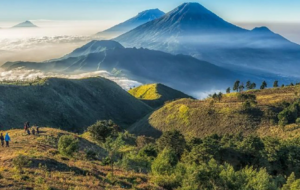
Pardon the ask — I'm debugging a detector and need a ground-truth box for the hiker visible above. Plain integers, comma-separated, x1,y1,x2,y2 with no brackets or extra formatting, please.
27,129,31,135
0,133,4,147
24,122,29,132
36,126,40,134
32,128,36,135
5,133,10,147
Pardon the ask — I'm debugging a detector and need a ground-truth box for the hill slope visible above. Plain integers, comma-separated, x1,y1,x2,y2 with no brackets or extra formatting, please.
0,128,155,190
0,77,152,132
115,2,300,77
129,83,194,108
129,85,300,138
2,40,241,95
96,9,164,38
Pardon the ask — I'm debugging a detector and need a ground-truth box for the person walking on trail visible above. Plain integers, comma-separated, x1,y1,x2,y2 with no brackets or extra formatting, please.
36,126,40,134
5,133,10,147
0,133,4,147
24,121,30,133
32,128,36,135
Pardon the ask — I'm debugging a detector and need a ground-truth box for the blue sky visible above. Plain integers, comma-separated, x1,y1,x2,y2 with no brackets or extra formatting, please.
0,0,300,23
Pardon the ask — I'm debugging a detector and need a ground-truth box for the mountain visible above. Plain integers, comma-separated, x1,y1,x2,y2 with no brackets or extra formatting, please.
115,2,300,77
128,83,194,108
129,85,300,138
12,20,38,28
96,9,164,38
0,77,152,132
2,40,242,95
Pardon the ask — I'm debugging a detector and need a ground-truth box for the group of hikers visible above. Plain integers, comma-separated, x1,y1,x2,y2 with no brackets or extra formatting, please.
0,121,40,148
24,122,40,136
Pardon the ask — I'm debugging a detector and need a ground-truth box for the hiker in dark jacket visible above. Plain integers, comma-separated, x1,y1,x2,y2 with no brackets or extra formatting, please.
0,133,4,147
5,133,10,147
36,126,40,134
32,128,36,135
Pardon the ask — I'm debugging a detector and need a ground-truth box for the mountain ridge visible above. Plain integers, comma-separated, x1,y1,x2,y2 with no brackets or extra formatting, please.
114,2,300,77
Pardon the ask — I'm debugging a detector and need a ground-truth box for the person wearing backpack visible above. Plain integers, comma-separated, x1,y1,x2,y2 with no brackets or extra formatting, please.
5,132,11,147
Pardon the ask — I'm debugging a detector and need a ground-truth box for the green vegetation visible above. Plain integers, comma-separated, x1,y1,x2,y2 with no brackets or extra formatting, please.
130,84,300,139
129,83,193,108
58,135,79,157
0,77,152,132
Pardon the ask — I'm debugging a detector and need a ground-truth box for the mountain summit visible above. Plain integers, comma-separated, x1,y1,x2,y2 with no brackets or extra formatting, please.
115,2,300,77
96,9,164,37
12,20,38,28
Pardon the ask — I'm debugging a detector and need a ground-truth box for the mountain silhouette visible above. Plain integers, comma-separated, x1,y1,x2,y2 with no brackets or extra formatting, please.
96,9,164,37
12,20,38,28
115,2,300,77
2,40,241,94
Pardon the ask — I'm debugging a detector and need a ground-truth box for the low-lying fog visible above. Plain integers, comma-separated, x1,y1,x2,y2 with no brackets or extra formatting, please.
0,20,118,64
0,20,300,99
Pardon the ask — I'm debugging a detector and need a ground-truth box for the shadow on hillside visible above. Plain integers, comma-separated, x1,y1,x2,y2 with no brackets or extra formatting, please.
30,158,87,174
129,113,162,138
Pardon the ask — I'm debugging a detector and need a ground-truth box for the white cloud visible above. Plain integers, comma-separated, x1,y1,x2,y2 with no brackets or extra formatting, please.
0,68,142,90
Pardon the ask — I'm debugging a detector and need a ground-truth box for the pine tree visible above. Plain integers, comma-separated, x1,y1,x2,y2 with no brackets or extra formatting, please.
239,83,245,92
226,87,231,94
246,81,251,90
273,81,279,88
233,80,240,92
260,81,267,89
217,92,223,102
250,83,256,89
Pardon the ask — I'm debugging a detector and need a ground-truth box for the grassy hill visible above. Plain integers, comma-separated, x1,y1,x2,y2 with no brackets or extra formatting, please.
0,128,156,190
129,85,300,138
0,77,152,132
128,83,193,108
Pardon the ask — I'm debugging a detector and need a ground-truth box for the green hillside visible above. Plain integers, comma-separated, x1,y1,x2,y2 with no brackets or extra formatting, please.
0,128,158,190
0,77,152,132
128,83,193,108
129,85,300,138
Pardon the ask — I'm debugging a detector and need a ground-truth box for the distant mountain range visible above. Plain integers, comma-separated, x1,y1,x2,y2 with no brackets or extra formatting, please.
115,3,300,77
1,40,242,95
96,9,164,38
12,20,38,28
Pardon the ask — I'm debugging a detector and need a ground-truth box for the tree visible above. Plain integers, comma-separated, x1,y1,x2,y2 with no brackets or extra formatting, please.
282,84,285,88
217,92,223,102
273,81,279,88
233,80,240,92
250,83,256,89
239,83,245,92
226,87,231,94
246,81,252,90
104,134,124,176
291,83,294,86
58,135,79,157
212,93,218,101
157,130,186,158
260,81,267,89
88,120,117,143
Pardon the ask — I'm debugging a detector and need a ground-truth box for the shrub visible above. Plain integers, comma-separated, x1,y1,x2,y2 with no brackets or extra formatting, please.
87,120,115,143
296,118,300,124
136,136,155,149
13,154,32,173
157,130,186,157
58,135,79,157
